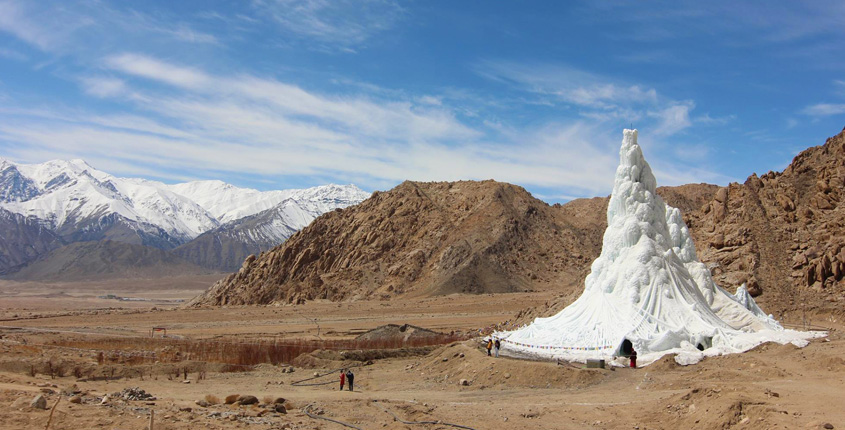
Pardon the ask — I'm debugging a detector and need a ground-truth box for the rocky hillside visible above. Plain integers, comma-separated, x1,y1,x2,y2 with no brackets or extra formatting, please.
6,240,213,282
0,209,63,274
683,127,845,316
190,180,605,305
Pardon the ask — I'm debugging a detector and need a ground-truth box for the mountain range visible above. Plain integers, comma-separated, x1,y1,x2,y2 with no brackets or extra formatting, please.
0,158,370,279
192,128,845,318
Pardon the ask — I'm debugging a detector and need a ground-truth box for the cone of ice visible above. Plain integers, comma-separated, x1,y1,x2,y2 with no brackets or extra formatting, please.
498,129,823,366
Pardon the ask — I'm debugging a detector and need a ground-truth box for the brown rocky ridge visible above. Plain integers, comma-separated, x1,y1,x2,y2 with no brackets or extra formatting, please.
190,180,605,306
681,126,845,317
192,128,845,318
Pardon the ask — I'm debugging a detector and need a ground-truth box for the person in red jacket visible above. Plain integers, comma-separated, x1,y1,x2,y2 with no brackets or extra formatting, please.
630,348,637,369
339,369,345,390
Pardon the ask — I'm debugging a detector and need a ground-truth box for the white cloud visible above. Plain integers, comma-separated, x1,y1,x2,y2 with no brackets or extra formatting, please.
0,54,633,196
651,102,694,136
418,95,442,106
105,54,213,90
102,53,479,143
476,60,660,109
0,0,219,55
801,103,845,117
1,50,731,199
0,0,81,50
80,76,128,98
253,0,404,49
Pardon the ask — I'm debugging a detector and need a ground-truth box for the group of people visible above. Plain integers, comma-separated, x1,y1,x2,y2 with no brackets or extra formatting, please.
485,338,501,357
339,369,355,391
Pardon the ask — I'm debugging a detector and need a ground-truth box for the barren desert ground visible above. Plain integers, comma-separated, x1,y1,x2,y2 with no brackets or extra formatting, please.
0,280,843,430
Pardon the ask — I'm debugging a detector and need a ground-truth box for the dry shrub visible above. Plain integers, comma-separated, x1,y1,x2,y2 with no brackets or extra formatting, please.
262,395,274,405
204,394,220,405
47,331,469,367
224,394,239,404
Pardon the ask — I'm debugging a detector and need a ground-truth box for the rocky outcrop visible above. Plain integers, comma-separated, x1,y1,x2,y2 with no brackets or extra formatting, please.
682,127,845,314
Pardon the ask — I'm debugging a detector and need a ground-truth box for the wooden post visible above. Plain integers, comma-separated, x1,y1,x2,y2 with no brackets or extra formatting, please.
148,409,154,430
44,397,60,430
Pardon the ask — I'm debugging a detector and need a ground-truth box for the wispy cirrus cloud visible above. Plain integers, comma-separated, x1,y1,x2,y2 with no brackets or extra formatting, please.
0,0,92,51
79,76,128,98
105,53,213,90
252,0,404,51
801,103,845,117
475,60,701,138
651,102,693,137
0,0,219,55
476,60,659,110
0,53,656,197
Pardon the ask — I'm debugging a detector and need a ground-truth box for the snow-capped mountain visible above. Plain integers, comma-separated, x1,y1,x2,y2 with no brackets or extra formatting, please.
0,158,218,247
174,187,369,270
167,180,290,223
0,157,371,276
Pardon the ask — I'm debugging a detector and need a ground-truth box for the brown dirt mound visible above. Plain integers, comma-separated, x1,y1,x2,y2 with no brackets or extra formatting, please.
354,324,442,342
292,346,437,369
414,341,613,390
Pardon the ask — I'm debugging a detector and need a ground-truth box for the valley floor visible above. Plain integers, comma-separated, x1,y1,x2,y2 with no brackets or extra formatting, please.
0,285,842,429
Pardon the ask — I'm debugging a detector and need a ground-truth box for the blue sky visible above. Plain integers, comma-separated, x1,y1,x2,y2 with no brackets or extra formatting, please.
1,0,844,202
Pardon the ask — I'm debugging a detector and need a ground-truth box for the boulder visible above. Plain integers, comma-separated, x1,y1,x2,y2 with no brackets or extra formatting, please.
237,395,258,405
224,394,240,404
776,194,795,211
275,404,288,414
30,394,47,410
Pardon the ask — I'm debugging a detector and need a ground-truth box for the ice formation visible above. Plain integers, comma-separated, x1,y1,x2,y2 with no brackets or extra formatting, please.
498,129,824,366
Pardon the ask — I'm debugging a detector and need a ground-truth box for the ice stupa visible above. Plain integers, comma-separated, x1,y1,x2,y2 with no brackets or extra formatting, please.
498,129,823,366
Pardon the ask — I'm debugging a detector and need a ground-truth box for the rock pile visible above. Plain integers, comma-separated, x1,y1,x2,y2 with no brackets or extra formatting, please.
113,387,156,401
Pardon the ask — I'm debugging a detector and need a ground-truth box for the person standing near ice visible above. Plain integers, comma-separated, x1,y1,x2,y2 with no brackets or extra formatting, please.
346,369,355,391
